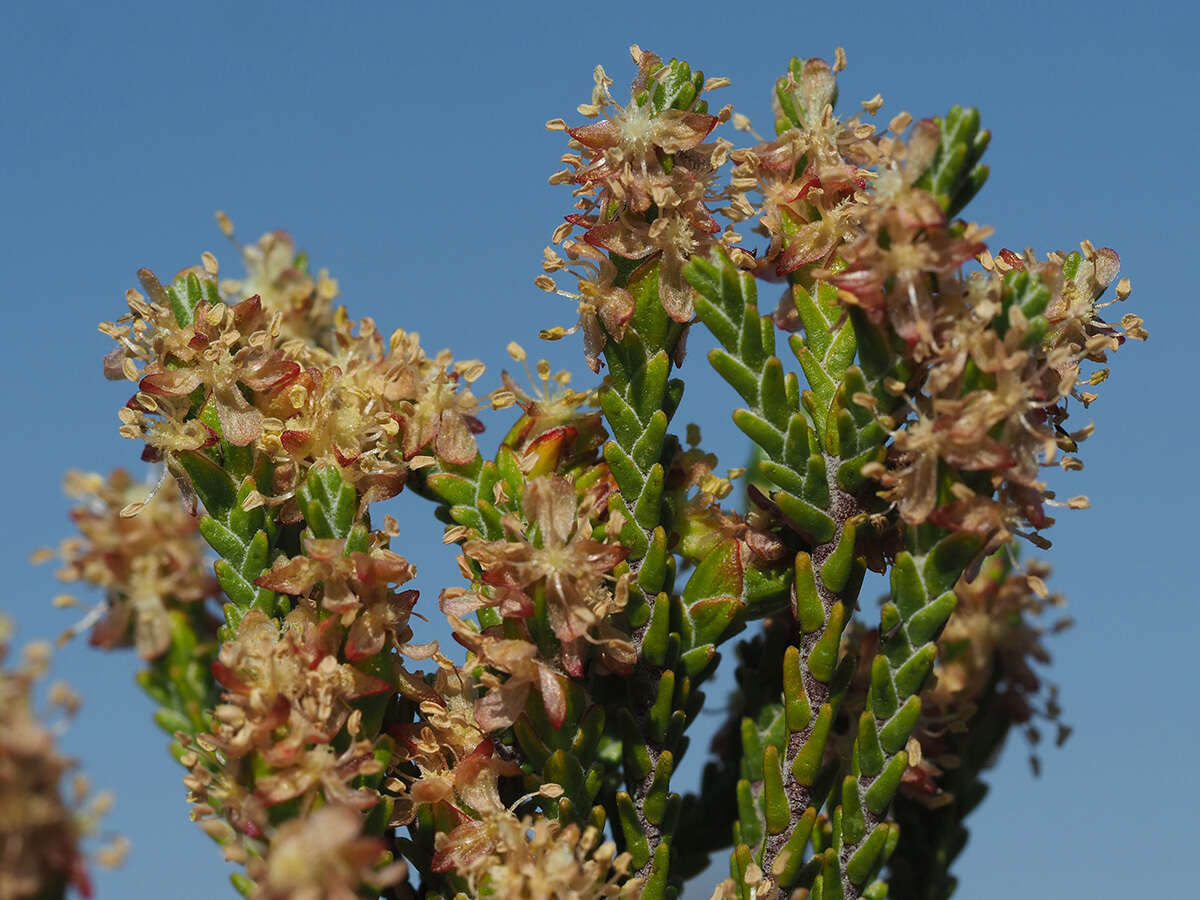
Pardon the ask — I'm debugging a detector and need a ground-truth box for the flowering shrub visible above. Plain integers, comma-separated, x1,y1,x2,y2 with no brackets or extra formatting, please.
16,46,1143,900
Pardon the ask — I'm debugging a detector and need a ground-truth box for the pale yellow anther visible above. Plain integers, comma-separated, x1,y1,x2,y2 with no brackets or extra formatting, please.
442,525,469,545
456,360,486,383
906,736,923,766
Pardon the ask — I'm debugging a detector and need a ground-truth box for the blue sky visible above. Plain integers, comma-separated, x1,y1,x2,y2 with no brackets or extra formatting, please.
3,1,1196,897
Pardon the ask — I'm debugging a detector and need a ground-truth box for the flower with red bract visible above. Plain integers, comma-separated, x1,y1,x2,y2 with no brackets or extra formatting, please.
253,738,384,812
457,476,634,676
135,295,301,448
542,46,743,353
254,536,427,660
450,620,569,732
205,608,390,765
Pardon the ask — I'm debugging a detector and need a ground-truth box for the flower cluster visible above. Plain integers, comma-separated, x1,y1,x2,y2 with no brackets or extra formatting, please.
865,239,1142,539
444,812,637,900
101,249,485,509
541,46,744,367
215,215,339,347
825,122,990,351
729,52,884,293
183,605,393,831
244,804,407,900
704,53,1145,547
0,619,125,900
444,475,634,730
255,536,425,660
388,657,523,875
36,469,217,660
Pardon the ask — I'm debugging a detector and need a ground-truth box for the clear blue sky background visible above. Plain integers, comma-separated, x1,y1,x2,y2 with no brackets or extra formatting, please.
3,1,1196,897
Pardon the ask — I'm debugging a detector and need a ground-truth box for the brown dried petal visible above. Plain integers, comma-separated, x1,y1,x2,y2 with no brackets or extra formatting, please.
524,477,576,546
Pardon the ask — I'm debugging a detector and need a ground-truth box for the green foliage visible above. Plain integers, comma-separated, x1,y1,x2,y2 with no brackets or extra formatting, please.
295,466,359,541
516,678,610,831
914,106,990,218
596,257,691,894
601,259,684,569
688,251,889,545
178,448,278,637
421,452,509,544
825,533,982,896
642,58,708,117
136,609,217,737
687,247,892,896
137,266,221,329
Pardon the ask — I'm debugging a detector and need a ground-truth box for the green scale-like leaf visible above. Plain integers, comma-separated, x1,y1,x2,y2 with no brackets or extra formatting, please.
913,106,990,218
137,608,218,739
688,251,892,553
589,255,690,894
585,63,757,899
887,666,1012,900
830,531,983,896
687,232,902,896
178,429,279,632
